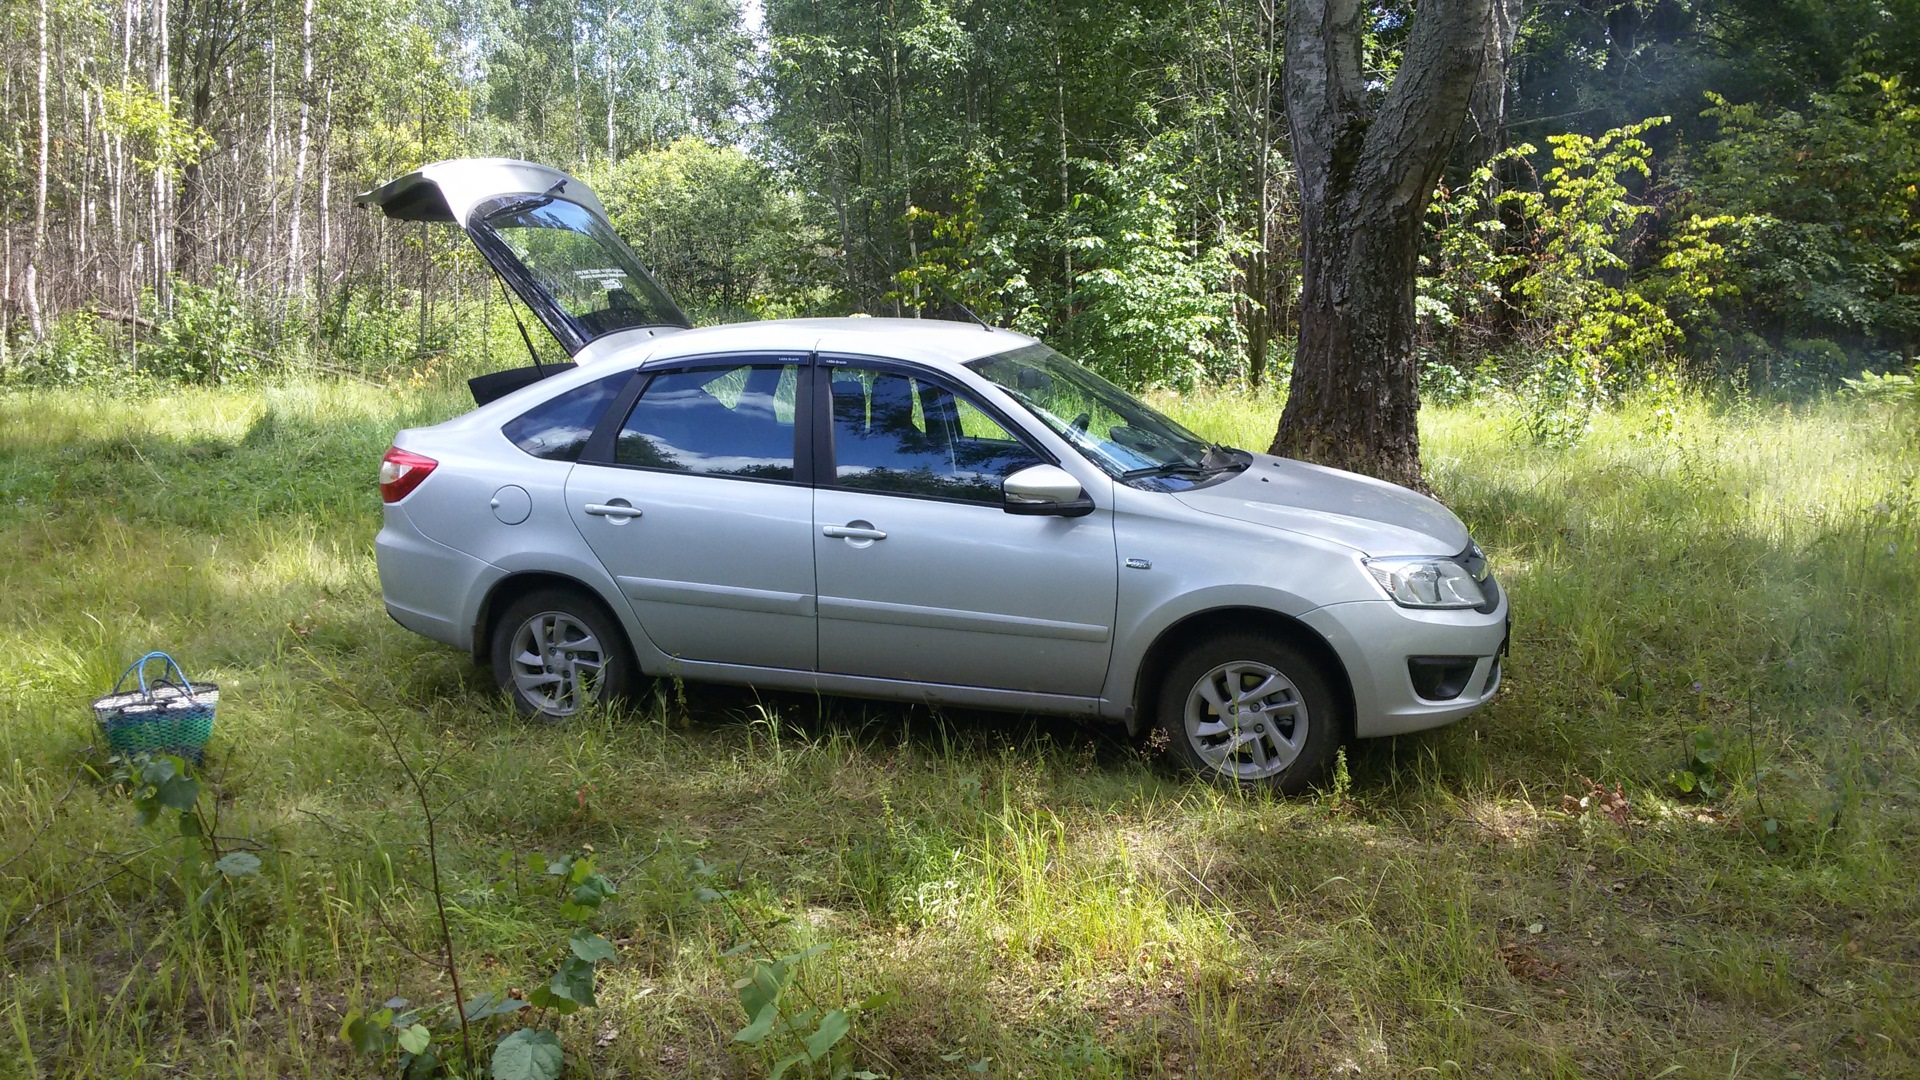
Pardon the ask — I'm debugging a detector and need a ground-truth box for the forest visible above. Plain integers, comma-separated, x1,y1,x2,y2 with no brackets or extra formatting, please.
3,0,1918,408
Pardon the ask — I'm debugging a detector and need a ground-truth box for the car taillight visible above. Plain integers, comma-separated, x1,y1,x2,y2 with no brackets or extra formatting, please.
379,447,438,503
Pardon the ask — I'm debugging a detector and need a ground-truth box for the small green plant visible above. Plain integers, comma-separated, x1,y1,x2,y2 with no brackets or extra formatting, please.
112,753,263,906
1669,728,1723,800
1843,367,1920,405
1322,745,1353,813
686,856,888,1079
339,848,620,1079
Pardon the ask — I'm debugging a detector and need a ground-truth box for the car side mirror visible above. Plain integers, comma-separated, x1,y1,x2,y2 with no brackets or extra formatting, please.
1003,464,1095,517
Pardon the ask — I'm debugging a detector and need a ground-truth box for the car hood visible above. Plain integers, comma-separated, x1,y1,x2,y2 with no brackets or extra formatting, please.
1173,454,1470,556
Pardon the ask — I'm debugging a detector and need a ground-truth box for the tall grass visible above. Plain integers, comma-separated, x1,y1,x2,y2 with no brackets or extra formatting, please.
1,378,1915,1077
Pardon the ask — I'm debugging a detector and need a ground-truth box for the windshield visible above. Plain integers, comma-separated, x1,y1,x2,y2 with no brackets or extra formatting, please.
969,343,1240,488
471,195,688,350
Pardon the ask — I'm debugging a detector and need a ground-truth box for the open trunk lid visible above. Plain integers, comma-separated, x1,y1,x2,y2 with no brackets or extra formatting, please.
356,158,689,361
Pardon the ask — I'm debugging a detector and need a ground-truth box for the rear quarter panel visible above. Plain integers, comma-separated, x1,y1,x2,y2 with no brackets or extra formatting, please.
389,423,666,663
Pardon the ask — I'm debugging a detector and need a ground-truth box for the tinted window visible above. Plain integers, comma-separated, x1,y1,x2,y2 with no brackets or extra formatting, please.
615,364,800,480
503,371,630,461
829,367,1043,502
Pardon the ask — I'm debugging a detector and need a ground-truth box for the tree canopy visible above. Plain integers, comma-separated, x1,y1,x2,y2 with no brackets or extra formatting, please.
3,0,1916,412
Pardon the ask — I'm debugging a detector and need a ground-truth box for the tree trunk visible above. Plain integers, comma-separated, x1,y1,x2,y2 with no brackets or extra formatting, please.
1269,0,1503,491
1464,0,1526,168
287,0,313,294
25,0,50,339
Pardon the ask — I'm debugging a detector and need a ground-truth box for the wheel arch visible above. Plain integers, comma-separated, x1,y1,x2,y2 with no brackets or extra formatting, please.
1129,607,1355,738
472,571,636,666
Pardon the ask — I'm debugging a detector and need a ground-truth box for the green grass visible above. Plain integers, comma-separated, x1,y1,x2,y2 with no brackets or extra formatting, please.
1,377,1916,1077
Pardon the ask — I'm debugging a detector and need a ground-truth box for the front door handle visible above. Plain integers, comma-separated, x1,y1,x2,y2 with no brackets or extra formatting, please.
583,502,643,520
822,524,886,541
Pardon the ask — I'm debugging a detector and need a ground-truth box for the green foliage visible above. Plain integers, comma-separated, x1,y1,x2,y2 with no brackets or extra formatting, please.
337,846,619,1076
596,139,828,323
4,312,120,387
1063,145,1251,389
491,1028,564,1080
893,138,1251,389
1504,119,1681,393
108,753,264,910
678,855,885,1079
97,83,211,180
1420,119,1749,431
1843,366,1920,404
1670,728,1724,800
139,272,267,385
895,172,1041,332
1693,75,1920,375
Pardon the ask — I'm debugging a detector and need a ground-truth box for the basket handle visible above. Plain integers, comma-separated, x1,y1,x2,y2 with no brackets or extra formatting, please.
111,651,199,700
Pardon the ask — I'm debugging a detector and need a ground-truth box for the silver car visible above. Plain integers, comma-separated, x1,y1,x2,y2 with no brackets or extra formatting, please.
361,159,1509,792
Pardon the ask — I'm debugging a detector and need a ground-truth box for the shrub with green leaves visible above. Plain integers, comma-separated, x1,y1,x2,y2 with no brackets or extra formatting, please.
1692,74,1920,371
139,271,266,385
4,311,121,387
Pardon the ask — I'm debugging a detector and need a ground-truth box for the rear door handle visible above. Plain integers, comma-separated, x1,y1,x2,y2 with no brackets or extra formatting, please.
822,524,886,540
583,502,643,520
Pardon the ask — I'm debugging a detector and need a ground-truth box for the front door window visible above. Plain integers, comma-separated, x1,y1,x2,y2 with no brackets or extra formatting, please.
827,366,1042,501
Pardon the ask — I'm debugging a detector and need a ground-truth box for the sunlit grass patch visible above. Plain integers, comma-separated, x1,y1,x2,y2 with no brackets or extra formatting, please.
1,378,1916,1077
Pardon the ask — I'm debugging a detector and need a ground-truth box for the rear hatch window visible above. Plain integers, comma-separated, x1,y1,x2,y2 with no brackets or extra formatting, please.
470,194,688,353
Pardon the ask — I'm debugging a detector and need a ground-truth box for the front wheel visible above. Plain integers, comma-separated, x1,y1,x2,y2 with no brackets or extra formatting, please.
1156,633,1344,794
490,588,635,719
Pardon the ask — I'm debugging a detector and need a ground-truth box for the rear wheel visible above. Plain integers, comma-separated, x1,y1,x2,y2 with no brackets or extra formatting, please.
1156,633,1343,794
490,588,635,718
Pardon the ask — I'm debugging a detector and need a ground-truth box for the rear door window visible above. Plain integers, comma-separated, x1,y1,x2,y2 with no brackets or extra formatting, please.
613,362,802,480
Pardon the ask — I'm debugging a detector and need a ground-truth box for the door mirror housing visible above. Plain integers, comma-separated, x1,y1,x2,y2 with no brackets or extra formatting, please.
1003,464,1095,517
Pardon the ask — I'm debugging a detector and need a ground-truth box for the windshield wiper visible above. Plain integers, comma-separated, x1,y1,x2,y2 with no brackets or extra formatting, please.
483,180,567,222
1121,444,1244,481
1122,460,1217,480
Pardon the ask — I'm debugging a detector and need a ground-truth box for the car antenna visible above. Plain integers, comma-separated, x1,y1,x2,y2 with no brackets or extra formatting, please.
931,283,994,331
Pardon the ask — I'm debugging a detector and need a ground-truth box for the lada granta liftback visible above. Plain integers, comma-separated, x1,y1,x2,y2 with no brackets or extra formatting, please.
360,159,1509,793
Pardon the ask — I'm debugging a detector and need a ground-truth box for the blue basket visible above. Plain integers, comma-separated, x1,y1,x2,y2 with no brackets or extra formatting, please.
93,652,218,763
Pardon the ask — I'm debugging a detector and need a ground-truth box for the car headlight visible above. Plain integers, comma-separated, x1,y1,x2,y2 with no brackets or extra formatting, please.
1363,556,1486,609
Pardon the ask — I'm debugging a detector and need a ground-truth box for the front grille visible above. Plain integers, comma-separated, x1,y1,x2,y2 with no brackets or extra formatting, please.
1457,541,1502,614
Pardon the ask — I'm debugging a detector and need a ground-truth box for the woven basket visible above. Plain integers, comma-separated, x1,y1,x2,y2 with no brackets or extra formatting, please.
93,652,218,762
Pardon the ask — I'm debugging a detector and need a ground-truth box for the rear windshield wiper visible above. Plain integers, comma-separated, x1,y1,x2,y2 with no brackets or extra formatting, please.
482,180,567,223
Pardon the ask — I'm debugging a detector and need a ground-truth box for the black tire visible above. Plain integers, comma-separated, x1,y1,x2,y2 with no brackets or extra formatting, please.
1155,633,1344,794
489,587,636,719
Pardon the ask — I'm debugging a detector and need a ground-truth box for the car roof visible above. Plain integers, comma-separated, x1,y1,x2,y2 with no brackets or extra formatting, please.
612,317,1039,375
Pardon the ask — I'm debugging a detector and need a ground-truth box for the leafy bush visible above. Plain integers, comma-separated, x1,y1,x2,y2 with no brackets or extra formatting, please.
1692,75,1920,356
595,139,828,323
1062,145,1252,389
139,271,267,385
1418,118,1748,429
4,311,121,387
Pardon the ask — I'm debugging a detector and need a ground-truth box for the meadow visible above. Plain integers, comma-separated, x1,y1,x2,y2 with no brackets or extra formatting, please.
0,373,1915,1078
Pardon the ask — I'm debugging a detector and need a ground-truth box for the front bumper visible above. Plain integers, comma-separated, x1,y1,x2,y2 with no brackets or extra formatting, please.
1299,590,1509,738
